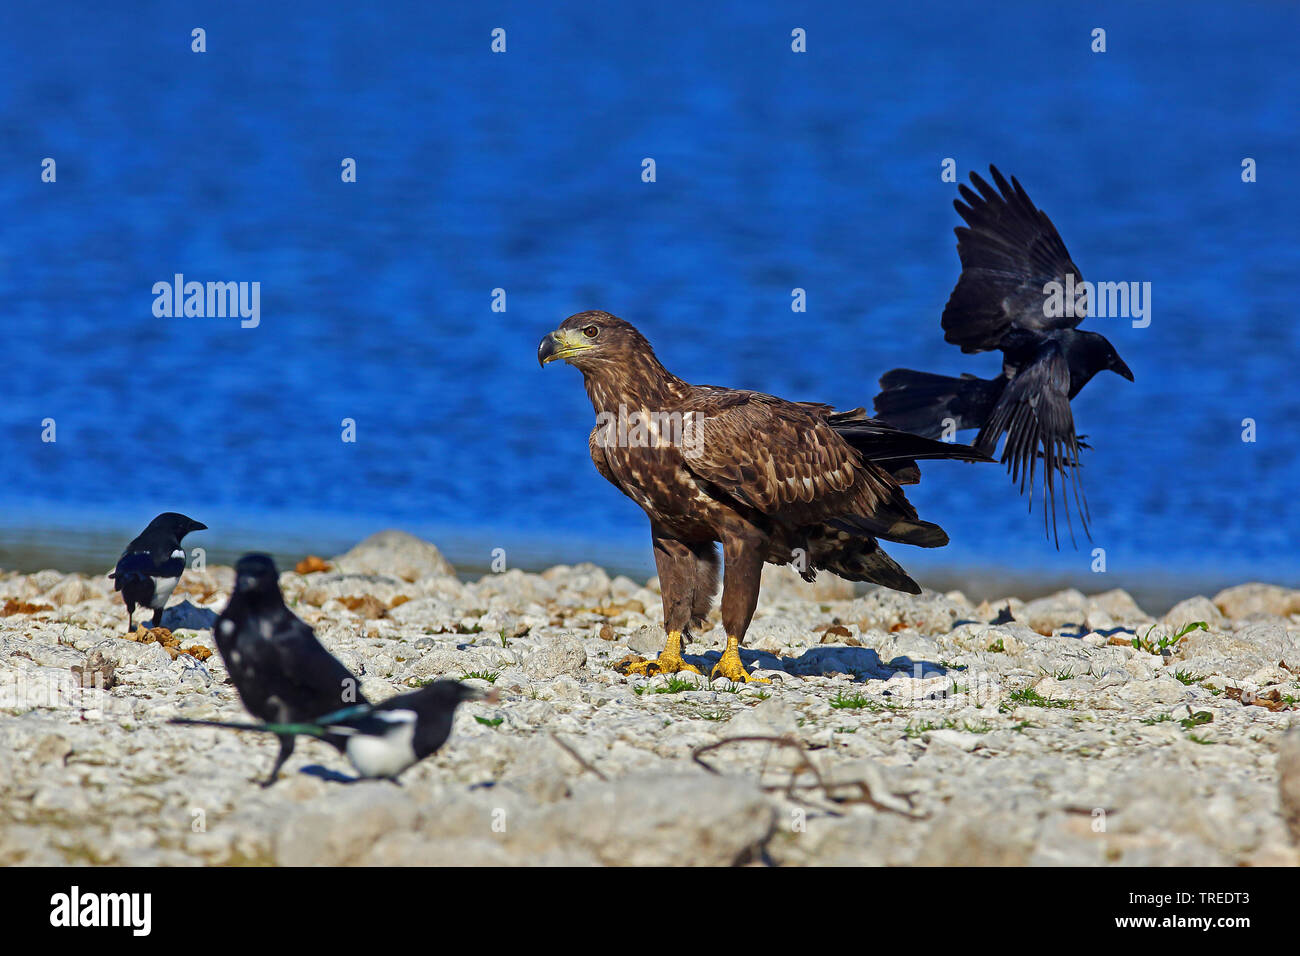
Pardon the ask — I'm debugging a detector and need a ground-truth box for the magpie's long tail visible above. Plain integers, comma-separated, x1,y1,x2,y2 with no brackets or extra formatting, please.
170,716,328,739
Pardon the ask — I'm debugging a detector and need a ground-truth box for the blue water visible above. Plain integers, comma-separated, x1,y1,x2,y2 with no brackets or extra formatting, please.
2,1,1297,588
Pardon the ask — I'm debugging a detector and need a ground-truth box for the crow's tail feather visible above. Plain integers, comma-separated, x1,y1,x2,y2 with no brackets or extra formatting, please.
872,369,1003,450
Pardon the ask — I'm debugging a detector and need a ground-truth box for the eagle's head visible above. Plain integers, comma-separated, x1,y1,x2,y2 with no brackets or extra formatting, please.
537,310,652,372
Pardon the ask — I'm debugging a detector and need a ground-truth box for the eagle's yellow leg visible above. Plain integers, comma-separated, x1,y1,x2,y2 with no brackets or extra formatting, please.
710,635,771,683
617,630,701,676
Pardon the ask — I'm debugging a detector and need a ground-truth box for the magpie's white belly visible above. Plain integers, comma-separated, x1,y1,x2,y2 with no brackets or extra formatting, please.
149,577,179,609
346,721,417,778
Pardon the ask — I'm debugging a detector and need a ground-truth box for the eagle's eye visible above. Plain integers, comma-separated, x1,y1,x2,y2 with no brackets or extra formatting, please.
583,325,599,338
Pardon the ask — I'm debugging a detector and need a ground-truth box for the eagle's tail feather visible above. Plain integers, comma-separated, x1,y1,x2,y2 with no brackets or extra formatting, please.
804,526,922,593
825,542,921,593
830,514,948,549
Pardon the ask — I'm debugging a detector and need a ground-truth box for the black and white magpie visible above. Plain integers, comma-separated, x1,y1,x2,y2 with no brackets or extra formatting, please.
172,679,494,781
109,512,206,633
206,553,371,785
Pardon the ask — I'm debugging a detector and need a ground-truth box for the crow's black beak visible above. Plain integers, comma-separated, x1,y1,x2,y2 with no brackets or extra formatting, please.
1113,358,1134,382
191,521,208,532
537,332,558,367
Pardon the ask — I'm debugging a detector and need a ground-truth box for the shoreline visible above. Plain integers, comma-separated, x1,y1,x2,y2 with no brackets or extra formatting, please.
0,522,1285,618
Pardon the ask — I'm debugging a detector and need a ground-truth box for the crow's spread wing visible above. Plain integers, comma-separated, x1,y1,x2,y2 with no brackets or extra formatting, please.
978,339,1089,545
943,166,1086,353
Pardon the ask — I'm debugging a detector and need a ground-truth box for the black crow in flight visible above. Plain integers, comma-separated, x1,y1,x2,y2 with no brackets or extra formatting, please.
874,166,1133,545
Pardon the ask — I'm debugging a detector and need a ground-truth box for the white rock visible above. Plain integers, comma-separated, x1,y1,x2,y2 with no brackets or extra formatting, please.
331,530,456,582
523,638,587,679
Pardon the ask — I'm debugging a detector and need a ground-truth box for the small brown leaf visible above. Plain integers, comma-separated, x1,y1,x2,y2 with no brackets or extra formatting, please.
295,555,331,575
133,626,179,648
339,595,387,619
2,599,53,617
819,624,852,644
1225,686,1293,711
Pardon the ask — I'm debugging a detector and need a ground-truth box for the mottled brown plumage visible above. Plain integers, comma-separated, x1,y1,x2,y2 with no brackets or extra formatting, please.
539,311,989,681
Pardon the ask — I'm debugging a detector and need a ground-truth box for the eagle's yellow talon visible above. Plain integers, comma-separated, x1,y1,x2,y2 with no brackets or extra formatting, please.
617,654,701,676
652,654,702,676
709,636,771,683
614,630,701,677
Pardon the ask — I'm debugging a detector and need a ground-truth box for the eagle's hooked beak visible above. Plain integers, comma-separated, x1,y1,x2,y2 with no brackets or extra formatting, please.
538,328,592,367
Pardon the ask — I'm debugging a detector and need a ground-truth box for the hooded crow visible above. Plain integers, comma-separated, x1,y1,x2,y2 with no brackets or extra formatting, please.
874,166,1133,545
109,512,206,633
209,553,369,786
172,680,493,782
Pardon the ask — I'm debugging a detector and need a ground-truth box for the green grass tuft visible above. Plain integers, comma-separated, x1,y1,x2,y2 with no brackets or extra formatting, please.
1000,687,1072,711
695,709,731,722
829,690,875,710
1132,620,1208,654
655,675,702,694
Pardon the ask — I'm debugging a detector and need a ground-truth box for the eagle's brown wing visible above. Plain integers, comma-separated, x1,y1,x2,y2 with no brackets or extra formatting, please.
680,389,895,523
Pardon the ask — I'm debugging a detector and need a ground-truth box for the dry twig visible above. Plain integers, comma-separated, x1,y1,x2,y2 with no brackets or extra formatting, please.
692,735,926,818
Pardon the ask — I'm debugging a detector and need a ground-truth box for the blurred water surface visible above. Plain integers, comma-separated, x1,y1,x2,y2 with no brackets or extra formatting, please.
1,1,1296,599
